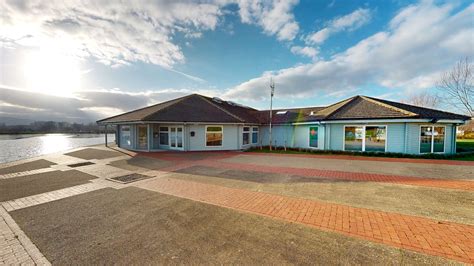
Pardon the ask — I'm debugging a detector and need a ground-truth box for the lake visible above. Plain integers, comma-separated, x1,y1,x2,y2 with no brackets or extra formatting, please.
0,133,115,164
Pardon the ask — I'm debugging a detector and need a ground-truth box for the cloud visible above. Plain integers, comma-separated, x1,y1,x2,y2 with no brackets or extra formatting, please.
0,86,219,123
226,2,474,101
305,8,372,45
0,1,225,68
290,46,319,59
0,0,301,69
237,0,300,41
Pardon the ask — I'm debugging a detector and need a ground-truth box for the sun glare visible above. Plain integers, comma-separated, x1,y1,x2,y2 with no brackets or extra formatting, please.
24,48,81,97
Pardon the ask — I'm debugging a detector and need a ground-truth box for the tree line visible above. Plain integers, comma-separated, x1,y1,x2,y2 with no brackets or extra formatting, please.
0,121,115,134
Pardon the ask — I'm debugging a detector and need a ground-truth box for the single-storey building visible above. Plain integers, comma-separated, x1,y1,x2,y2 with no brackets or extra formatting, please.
97,94,470,154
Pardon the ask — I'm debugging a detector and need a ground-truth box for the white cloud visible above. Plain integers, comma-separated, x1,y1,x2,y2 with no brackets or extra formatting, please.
237,0,300,41
290,46,318,59
0,0,300,69
0,86,221,123
0,1,225,68
306,8,372,45
226,2,474,101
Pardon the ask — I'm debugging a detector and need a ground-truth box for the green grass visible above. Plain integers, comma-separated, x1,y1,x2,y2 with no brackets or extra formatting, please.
457,139,474,152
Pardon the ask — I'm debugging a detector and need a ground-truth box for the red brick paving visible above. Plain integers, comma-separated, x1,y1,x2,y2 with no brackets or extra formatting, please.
245,152,474,166
136,177,474,263
198,160,474,191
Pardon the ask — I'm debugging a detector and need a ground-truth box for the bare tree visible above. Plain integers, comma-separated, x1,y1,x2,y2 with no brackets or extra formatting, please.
402,91,440,108
437,58,473,116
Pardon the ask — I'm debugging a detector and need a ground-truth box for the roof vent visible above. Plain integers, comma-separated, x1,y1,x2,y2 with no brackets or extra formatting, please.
276,110,288,115
212,97,223,103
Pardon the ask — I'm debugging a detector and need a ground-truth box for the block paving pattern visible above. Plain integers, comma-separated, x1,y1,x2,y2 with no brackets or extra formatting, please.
0,167,56,180
198,161,474,191
1,182,109,212
136,177,474,263
0,207,50,265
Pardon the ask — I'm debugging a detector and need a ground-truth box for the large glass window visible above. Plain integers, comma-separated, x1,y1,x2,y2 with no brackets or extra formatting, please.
206,126,223,146
137,125,148,150
159,127,169,146
120,125,131,147
344,125,387,152
309,127,318,148
420,126,445,153
365,126,386,152
420,126,432,153
433,127,445,153
344,126,363,151
243,127,250,145
252,127,259,144
177,127,183,148
170,127,176,147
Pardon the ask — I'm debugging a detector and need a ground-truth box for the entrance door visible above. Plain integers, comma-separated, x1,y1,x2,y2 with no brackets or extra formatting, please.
169,126,184,150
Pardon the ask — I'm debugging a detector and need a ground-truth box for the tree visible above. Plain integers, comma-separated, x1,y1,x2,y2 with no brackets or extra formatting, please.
437,58,473,116
402,91,440,108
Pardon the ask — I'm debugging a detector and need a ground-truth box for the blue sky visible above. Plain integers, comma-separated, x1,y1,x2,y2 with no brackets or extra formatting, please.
0,0,473,122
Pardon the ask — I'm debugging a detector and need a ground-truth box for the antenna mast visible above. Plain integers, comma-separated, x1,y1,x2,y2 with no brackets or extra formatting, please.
269,77,275,151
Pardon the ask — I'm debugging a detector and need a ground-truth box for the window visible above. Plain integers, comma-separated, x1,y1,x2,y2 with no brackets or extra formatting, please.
243,127,250,145
120,125,131,147
159,127,169,146
433,127,445,153
365,126,386,152
137,125,148,150
309,127,318,148
344,125,387,152
252,127,259,144
420,126,445,153
177,127,183,148
206,126,223,146
420,126,432,153
276,110,288,115
344,126,363,151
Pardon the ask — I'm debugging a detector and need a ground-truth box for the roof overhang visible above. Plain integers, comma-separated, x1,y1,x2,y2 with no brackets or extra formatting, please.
97,120,259,125
320,119,466,124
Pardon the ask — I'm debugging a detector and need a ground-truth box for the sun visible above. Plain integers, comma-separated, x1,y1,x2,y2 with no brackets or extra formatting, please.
24,48,81,97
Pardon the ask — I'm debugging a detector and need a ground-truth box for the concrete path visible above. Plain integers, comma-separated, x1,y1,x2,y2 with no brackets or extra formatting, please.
135,177,474,264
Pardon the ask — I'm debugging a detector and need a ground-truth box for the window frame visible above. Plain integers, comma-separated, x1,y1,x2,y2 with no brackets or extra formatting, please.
205,125,224,147
343,125,388,152
242,126,250,146
419,125,446,154
159,126,169,146
251,127,259,144
120,125,131,147
309,126,318,148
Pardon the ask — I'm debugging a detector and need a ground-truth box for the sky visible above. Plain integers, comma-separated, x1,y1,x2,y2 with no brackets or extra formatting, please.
0,0,473,123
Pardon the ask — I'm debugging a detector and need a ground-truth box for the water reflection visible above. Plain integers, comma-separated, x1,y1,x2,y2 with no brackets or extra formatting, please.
0,133,115,163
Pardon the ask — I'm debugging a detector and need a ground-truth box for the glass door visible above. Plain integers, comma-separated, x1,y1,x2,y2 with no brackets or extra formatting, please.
169,126,184,150
137,125,148,150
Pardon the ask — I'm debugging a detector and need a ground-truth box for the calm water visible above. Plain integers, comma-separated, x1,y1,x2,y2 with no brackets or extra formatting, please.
0,133,115,164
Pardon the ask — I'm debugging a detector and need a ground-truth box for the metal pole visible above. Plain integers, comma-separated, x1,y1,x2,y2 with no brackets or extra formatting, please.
105,124,108,147
269,77,274,151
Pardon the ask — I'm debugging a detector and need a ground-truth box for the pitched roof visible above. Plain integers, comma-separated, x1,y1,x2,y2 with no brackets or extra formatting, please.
97,94,259,124
98,94,470,124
